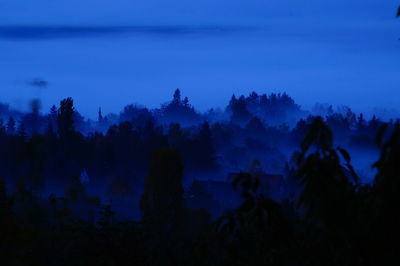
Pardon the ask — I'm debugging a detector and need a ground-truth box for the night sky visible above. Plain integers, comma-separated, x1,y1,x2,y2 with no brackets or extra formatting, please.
0,0,398,118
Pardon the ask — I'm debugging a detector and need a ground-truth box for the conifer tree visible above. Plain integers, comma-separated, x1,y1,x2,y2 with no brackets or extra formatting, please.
57,98,75,138
6,117,15,135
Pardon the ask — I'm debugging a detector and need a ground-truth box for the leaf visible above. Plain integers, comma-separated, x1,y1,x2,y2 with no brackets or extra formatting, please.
337,147,351,163
346,164,359,186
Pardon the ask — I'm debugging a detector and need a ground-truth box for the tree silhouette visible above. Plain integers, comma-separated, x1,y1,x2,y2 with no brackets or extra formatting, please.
0,178,11,227
193,122,217,170
0,178,13,262
158,89,200,125
57,98,75,138
374,123,400,202
6,117,15,135
215,172,293,265
0,119,5,137
182,96,189,107
372,124,400,228
140,148,185,265
1,91,400,265
17,122,26,138
356,113,366,130
295,116,357,228
229,96,251,125
98,107,103,123
172,88,181,104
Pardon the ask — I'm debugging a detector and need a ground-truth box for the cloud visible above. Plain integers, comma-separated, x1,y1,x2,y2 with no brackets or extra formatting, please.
0,0,398,25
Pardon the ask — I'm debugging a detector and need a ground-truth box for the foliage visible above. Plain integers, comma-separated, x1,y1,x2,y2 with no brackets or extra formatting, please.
0,94,399,265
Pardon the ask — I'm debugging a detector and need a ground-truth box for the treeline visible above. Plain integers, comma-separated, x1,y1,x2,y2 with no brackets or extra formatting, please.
0,90,387,174
0,91,399,265
0,115,399,265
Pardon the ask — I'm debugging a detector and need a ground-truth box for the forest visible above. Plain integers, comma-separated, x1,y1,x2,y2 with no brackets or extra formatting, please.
0,89,399,265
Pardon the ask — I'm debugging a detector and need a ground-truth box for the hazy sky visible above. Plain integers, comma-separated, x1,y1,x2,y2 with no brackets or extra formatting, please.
0,1,397,24
0,0,399,117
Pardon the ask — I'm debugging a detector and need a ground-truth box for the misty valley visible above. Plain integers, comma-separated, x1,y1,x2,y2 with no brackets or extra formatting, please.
1,1,400,264
0,89,399,265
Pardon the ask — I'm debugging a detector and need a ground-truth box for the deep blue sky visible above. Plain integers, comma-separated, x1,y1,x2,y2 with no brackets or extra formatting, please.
0,0,399,118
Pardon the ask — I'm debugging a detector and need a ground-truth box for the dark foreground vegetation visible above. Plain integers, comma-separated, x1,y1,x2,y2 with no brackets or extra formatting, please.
0,90,400,265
